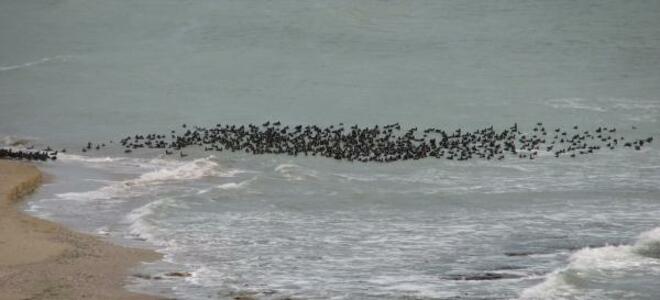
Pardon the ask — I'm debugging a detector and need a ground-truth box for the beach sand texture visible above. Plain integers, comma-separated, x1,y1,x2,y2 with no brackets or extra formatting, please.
0,160,164,300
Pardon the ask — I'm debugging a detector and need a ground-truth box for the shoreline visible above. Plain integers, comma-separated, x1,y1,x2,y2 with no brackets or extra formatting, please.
0,160,167,300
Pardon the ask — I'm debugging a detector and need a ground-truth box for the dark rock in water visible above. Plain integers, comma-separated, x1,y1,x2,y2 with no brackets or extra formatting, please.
223,291,260,300
132,272,163,280
504,251,536,257
165,271,192,277
445,272,522,281
133,273,153,280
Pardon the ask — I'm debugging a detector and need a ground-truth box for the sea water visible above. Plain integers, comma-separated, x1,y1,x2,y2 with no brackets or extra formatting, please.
2,0,660,299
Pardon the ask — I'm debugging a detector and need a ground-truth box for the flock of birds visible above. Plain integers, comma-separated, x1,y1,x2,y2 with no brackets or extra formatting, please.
0,147,56,161
0,122,653,162
74,122,652,162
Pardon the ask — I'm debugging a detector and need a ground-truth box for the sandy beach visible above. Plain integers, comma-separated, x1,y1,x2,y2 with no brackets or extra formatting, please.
0,160,165,300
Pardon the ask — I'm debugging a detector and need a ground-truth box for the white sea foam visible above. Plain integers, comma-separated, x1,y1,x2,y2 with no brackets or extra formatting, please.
633,227,660,259
274,163,319,181
334,172,391,183
216,177,255,190
215,182,244,190
56,156,220,201
608,98,660,112
216,169,251,178
0,55,69,72
544,98,607,112
498,164,533,172
56,186,123,201
133,157,219,183
188,266,224,286
59,153,183,170
96,226,111,236
58,153,129,163
124,199,169,245
519,227,660,299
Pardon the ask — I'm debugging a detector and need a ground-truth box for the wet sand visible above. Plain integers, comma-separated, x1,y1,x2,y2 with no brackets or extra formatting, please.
0,160,165,300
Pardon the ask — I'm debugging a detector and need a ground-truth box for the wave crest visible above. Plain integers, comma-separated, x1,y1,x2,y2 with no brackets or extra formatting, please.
134,157,219,183
56,156,220,201
633,227,660,259
274,163,318,181
520,227,660,299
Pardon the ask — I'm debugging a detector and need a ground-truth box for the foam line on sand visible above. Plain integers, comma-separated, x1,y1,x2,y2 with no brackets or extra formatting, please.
0,160,166,300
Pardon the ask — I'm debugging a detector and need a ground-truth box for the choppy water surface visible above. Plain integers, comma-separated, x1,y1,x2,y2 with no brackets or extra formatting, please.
2,0,660,299
22,145,660,300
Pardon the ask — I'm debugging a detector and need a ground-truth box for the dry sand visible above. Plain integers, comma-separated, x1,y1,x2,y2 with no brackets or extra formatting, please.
0,160,166,300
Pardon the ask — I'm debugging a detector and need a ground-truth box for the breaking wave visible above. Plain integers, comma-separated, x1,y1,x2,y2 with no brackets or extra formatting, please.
56,156,220,201
134,157,219,183
124,198,170,246
519,227,660,299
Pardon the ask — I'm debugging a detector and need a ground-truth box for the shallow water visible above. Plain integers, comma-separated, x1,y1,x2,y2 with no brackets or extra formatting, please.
2,0,660,299
19,146,660,300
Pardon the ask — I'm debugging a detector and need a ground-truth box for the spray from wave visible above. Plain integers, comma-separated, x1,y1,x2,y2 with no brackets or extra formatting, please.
519,227,660,299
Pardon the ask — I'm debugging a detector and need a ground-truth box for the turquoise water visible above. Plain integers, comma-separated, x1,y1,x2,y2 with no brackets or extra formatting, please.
2,0,660,299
